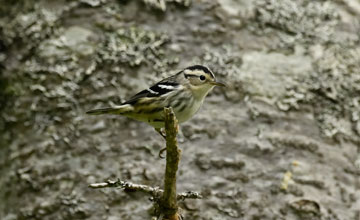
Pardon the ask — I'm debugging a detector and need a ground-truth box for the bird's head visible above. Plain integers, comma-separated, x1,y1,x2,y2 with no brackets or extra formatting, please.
182,65,226,99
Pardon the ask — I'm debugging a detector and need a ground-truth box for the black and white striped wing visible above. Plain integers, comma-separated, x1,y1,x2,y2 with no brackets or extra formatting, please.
123,81,180,105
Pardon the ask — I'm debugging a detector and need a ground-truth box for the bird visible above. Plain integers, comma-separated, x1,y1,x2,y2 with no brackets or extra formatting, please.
86,65,225,139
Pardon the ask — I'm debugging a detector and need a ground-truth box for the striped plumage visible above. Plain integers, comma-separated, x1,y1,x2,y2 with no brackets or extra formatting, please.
86,65,225,129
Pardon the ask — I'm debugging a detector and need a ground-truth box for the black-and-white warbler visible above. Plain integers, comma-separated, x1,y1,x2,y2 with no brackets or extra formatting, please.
86,65,225,136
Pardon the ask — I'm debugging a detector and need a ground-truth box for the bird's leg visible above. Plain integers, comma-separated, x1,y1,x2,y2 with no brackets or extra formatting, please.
155,127,166,139
155,128,167,158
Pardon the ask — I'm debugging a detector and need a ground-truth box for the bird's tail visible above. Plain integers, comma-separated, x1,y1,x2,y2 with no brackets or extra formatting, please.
86,104,132,115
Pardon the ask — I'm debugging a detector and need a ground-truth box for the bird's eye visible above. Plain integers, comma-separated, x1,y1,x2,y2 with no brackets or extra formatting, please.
199,75,206,81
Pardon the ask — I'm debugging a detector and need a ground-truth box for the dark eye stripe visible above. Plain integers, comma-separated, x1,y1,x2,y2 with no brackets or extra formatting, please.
184,74,198,79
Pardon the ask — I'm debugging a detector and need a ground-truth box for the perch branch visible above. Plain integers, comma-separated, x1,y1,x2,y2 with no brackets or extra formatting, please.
160,107,181,219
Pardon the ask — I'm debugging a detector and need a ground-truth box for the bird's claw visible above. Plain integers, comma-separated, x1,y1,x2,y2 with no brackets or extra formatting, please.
159,147,167,159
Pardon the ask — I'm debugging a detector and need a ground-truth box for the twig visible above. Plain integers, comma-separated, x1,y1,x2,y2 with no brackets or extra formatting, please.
89,179,202,201
89,179,163,198
177,191,203,201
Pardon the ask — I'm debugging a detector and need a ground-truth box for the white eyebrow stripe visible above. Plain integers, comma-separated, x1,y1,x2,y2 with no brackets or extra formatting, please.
147,88,159,94
158,84,175,90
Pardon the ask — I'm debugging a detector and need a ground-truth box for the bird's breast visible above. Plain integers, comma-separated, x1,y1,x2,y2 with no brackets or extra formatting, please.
173,97,203,123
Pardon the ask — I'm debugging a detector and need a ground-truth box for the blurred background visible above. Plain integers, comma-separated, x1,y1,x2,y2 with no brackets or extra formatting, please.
1,0,360,219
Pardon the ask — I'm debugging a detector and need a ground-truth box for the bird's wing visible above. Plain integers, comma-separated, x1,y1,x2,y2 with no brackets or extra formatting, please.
123,76,180,105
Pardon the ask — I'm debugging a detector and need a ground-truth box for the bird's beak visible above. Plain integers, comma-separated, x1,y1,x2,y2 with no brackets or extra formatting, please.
210,81,227,87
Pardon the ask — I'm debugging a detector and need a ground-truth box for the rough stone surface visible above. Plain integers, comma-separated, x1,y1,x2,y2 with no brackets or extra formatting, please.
1,0,360,219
